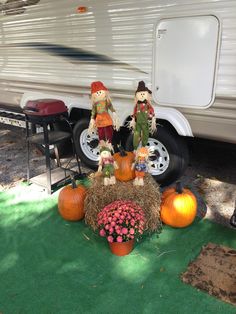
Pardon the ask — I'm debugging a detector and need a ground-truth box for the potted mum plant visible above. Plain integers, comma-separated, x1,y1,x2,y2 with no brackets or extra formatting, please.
97,200,146,256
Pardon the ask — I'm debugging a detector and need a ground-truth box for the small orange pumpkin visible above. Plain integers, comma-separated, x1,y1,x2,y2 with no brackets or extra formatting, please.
58,177,87,221
160,182,197,228
113,146,135,182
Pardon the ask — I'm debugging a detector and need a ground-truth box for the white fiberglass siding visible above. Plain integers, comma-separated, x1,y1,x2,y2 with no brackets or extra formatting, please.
0,0,235,98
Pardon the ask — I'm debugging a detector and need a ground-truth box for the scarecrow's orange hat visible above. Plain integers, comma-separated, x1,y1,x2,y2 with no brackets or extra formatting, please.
91,81,108,94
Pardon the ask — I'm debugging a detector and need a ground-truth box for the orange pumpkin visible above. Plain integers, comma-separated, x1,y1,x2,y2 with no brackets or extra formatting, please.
161,187,176,201
162,183,196,201
58,178,87,221
113,146,135,182
160,182,197,228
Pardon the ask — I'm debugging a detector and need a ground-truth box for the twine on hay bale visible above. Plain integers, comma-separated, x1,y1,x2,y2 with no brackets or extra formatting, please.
84,173,162,232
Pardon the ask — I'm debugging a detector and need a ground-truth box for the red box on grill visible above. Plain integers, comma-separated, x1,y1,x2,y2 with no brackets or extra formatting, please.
23,99,68,116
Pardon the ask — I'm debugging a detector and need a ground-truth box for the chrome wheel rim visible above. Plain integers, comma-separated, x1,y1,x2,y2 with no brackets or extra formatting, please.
79,129,100,162
146,137,170,175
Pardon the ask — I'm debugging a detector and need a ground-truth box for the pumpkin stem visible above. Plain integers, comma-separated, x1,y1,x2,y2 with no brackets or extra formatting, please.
176,181,183,194
118,145,127,157
71,175,77,189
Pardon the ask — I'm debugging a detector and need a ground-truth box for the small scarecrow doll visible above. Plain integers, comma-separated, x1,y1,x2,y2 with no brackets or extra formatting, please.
88,81,120,143
97,140,119,186
132,146,150,186
129,81,156,150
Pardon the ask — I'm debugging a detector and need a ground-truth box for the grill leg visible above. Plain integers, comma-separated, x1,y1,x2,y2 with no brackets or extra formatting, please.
43,123,52,194
26,119,30,184
54,145,61,167
49,122,61,168
62,117,83,176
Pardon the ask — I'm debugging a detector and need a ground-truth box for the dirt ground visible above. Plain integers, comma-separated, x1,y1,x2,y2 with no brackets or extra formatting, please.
0,124,46,189
182,138,236,228
0,123,236,229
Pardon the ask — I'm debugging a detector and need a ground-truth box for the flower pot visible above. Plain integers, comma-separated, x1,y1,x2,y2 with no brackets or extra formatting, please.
108,239,134,256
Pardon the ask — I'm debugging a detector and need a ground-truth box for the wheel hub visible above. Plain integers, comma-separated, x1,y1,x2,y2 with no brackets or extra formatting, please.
88,138,99,149
148,149,160,161
146,138,170,175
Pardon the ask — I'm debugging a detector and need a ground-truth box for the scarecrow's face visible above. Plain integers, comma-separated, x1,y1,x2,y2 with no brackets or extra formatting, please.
136,91,149,102
93,89,106,101
136,147,149,160
101,150,111,159
138,152,148,159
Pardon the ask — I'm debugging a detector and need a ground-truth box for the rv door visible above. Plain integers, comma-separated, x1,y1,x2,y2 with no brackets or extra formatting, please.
153,15,220,108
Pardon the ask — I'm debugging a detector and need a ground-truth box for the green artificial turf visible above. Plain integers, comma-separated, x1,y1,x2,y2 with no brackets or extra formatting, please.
0,184,235,314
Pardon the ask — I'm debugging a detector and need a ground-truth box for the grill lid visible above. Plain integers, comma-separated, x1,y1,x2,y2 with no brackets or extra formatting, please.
23,99,68,116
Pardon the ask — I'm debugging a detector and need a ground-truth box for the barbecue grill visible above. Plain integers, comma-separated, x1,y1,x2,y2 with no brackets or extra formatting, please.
24,99,82,194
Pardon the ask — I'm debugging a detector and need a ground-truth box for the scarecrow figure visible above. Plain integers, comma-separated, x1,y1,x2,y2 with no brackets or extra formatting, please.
132,146,150,186
97,140,118,186
88,81,120,143
129,81,156,150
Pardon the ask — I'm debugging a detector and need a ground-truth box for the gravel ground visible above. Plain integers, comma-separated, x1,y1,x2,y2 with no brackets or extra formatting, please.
0,123,236,229
182,139,236,228
0,124,44,189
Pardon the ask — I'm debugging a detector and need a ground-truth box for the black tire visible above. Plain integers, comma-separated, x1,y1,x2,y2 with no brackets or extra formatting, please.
125,126,189,186
73,118,100,169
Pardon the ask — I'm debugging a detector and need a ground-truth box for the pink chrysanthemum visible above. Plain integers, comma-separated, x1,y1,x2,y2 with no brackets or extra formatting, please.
97,200,146,243
107,236,114,243
99,229,106,237
116,236,123,243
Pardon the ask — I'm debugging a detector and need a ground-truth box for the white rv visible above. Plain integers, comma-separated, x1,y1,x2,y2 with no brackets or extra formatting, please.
0,0,236,185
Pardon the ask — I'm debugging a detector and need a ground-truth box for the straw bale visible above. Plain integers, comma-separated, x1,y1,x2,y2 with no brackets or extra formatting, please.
84,173,162,232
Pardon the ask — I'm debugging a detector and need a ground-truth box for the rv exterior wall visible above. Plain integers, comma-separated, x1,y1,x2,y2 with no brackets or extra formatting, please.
0,0,236,143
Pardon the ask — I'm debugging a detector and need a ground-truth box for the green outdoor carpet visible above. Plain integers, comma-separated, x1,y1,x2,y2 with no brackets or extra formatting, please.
0,184,235,314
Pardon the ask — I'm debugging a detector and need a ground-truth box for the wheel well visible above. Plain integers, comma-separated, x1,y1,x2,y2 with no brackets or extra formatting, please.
69,108,91,124
157,119,179,136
